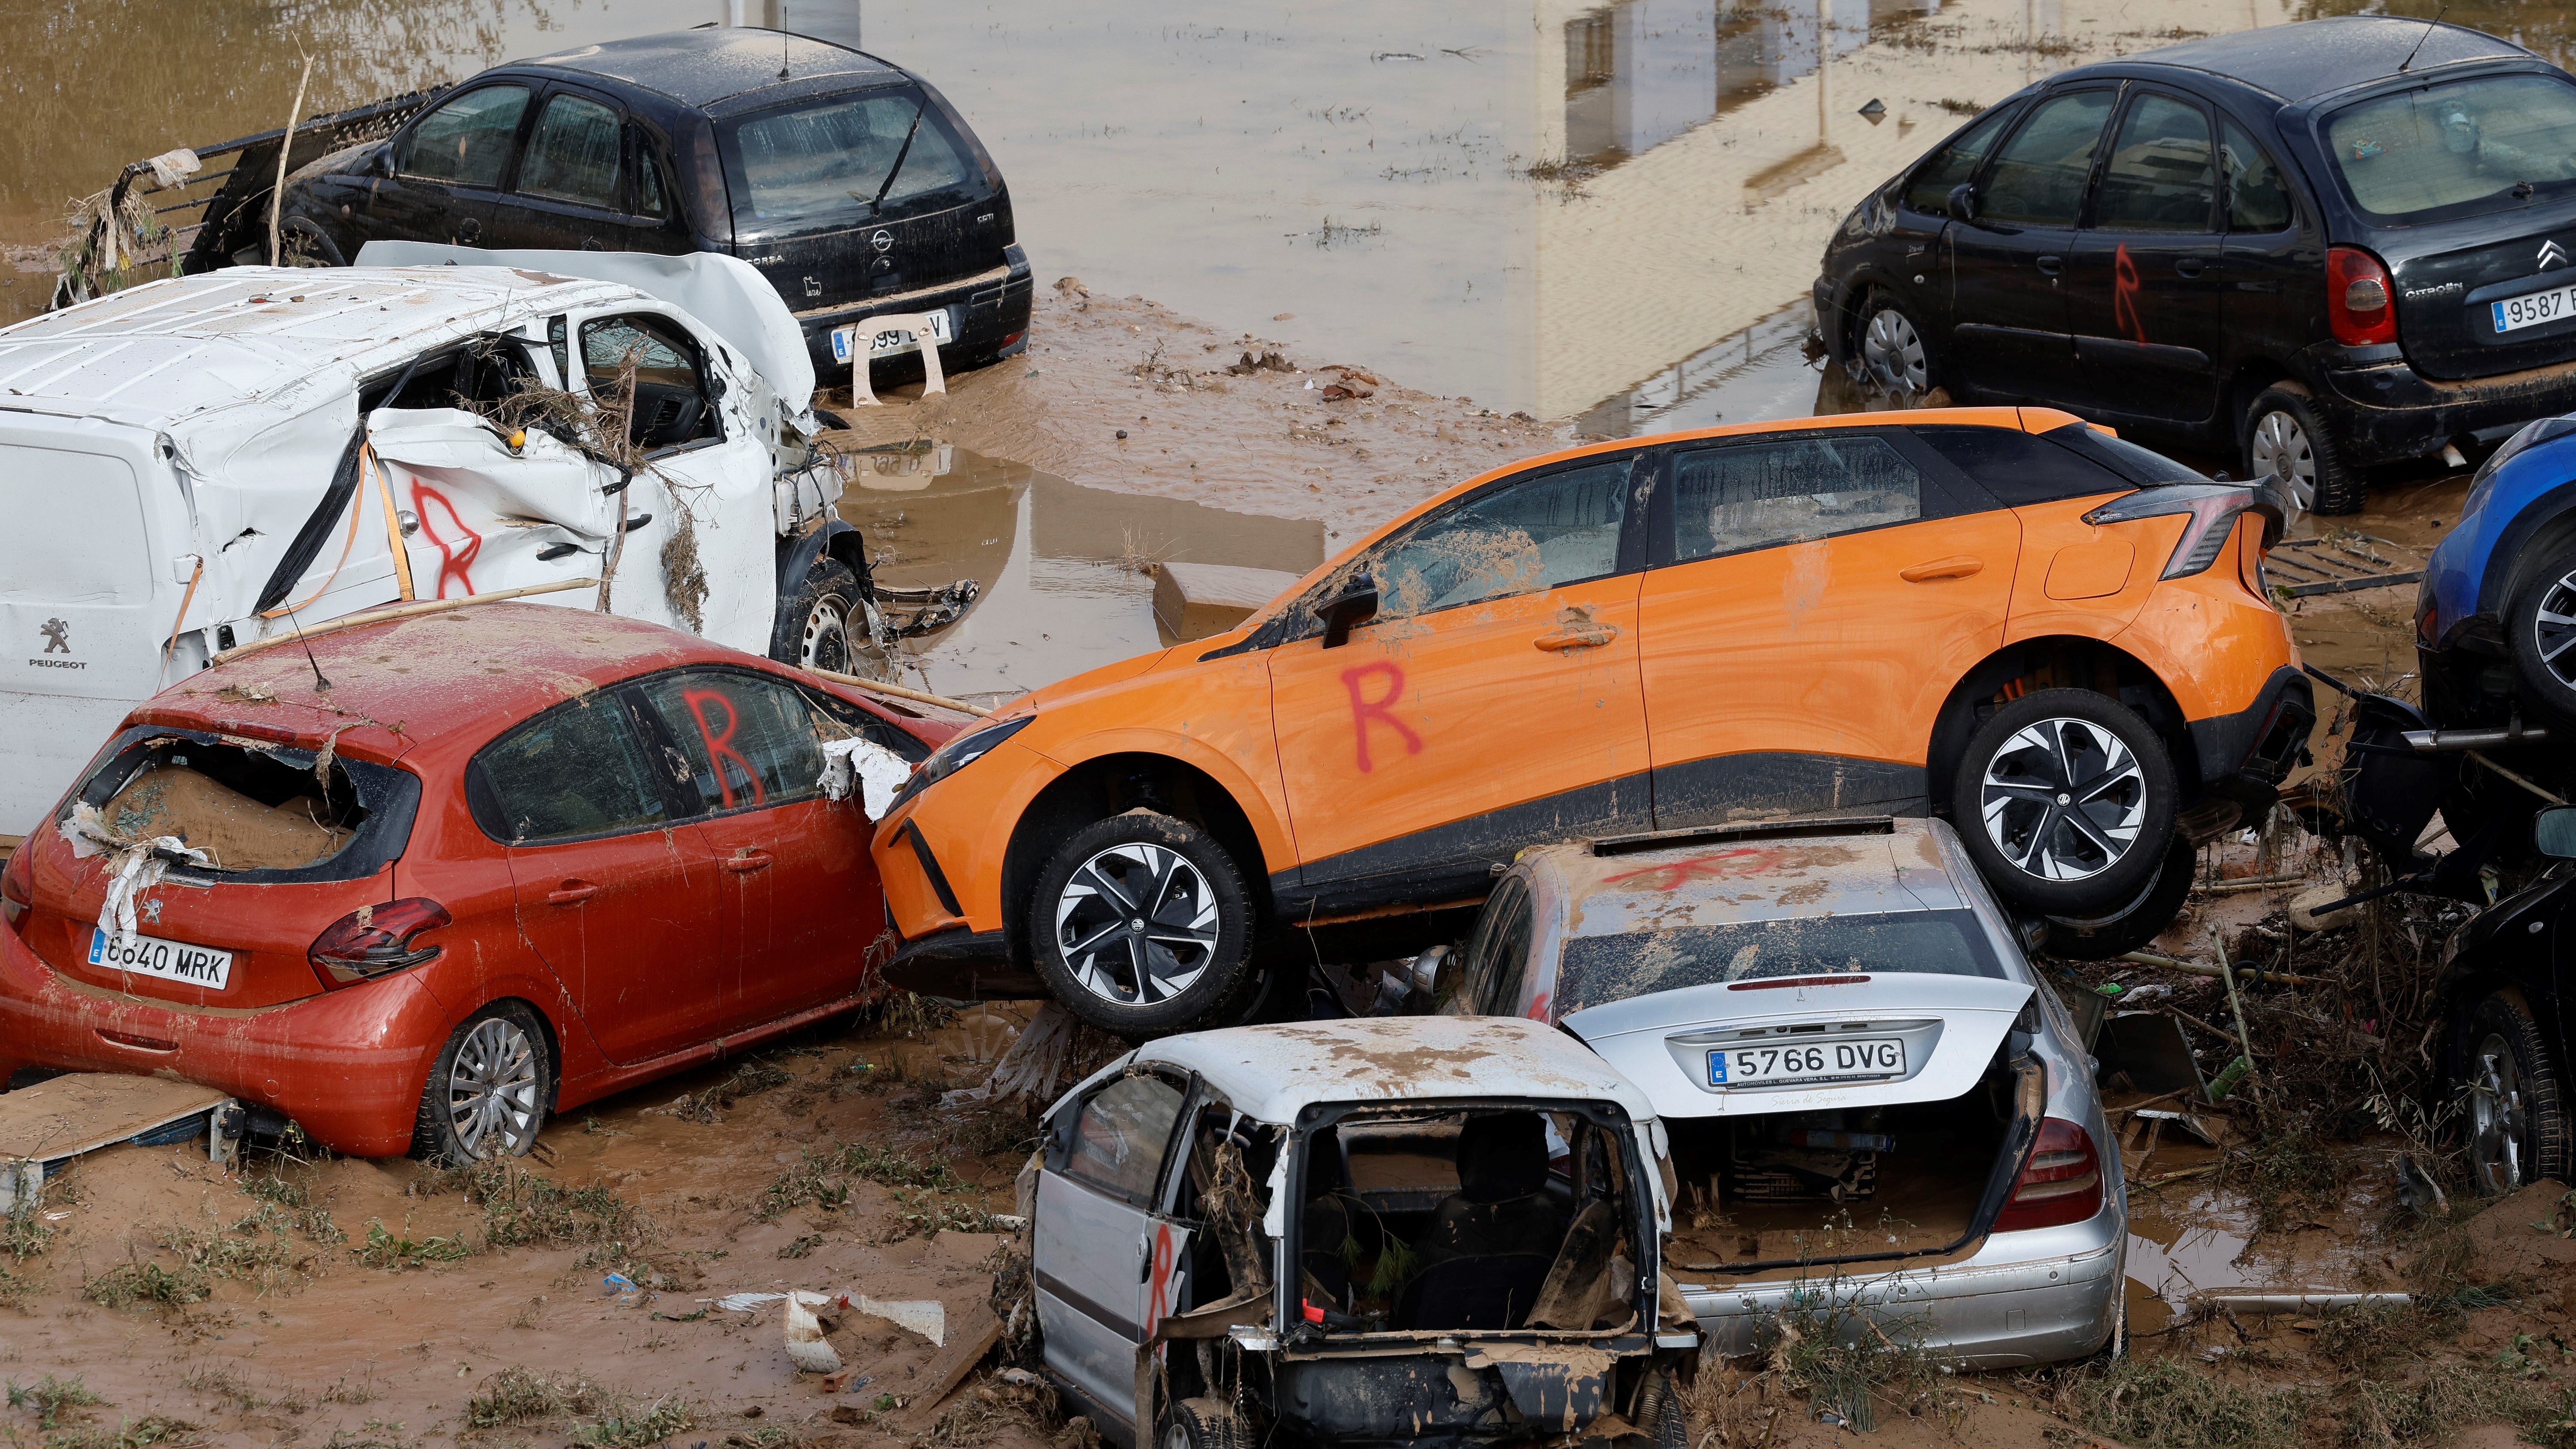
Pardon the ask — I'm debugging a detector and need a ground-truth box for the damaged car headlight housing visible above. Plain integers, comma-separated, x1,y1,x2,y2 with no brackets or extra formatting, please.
309,897,452,987
2082,482,2284,581
886,714,1035,813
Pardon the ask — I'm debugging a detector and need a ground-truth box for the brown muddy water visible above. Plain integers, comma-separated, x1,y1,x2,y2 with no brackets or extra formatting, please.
10,0,2566,426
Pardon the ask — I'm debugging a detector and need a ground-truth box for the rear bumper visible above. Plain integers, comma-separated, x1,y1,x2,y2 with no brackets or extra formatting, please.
2187,664,2314,796
1682,1227,2123,1369
0,923,444,1156
2309,348,2576,467
793,245,1036,374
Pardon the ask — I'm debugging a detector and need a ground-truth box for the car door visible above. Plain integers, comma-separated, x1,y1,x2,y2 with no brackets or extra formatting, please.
1639,428,2019,823
1946,88,2119,401
1265,453,1652,913
469,686,725,1066
366,82,532,248
1035,1068,1192,1435
1880,100,2029,339
2065,89,2229,425
631,665,888,1034
2215,115,2311,390
489,87,682,255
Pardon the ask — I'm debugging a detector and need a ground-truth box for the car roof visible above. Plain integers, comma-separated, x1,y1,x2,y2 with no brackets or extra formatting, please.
1129,1016,1657,1126
509,28,901,109
1520,817,1976,939
2105,16,2531,103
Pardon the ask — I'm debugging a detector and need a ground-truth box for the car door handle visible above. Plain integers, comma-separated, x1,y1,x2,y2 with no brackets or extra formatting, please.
1901,556,1984,583
547,881,600,905
723,850,774,874
2034,254,2063,276
2175,257,2209,278
1535,624,1619,652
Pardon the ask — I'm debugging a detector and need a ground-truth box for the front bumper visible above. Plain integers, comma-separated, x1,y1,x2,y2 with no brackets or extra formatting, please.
2311,346,2576,468
881,926,1035,999
0,924,446,1156
793,245,1035,374
1682,1227,2123,1369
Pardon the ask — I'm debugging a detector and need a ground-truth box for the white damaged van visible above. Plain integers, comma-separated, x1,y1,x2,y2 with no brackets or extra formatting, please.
0,246,894,834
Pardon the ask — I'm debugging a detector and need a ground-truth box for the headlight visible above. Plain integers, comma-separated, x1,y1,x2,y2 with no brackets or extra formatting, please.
885,714,1035,813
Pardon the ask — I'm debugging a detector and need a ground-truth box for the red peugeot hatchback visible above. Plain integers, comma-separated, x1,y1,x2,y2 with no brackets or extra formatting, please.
0,603,950,1160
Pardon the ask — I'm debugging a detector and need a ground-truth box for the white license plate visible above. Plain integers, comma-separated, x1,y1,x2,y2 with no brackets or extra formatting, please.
1709,1038,1905,1088
830,309,955,363
88,927,232,990
2491,285,2576,334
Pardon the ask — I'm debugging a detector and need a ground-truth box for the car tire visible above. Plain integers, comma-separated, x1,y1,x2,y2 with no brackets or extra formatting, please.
2504,544,2576,726
1030,811,1256,1039
2244,382,2365,515
1951,689,2178,917
2452,990,2572,1197
1160,1397,1244,1449
1632,1370,1690,1449
1855,290,1939,399
770,556,864,673
2043,838,2196,961
411,1001,552,1165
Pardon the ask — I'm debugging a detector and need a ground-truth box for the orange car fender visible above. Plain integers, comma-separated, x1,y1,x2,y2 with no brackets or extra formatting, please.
2108,522,2300,722
875,740,1067,933
1034,725,1298,874
2000,503,2190,650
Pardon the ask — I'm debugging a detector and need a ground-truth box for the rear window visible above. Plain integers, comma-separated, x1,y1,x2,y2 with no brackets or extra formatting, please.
1554,909,2004,1018
64,728,419,883
2325,73,2576,225
1912,424,2192,505
718,87,981,237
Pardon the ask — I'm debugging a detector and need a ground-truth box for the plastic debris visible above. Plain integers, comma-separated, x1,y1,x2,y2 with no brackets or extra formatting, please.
818,736,912,819
715,1291,788,1312
846,1293,945,1347
996,1369,1039,1387
786,1290,843,1374
61,802,213,936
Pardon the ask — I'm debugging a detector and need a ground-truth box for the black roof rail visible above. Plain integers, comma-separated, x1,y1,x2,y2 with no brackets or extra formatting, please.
1587,815,1899,858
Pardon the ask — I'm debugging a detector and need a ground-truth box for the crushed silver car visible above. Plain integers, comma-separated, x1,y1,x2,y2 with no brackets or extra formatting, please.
1438,817,2123,1369
1020,1016,1698,1448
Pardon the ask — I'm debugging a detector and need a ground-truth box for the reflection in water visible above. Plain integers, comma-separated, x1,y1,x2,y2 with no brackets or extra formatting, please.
836,448,1324,704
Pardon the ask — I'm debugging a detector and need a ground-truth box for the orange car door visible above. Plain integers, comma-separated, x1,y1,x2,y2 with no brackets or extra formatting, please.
1267,453,1651,913
1639,429,2019,825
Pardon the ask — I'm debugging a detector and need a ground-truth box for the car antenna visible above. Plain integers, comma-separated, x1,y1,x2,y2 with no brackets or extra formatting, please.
779,4,791,80
285,608,332,693
2399,3,2449,72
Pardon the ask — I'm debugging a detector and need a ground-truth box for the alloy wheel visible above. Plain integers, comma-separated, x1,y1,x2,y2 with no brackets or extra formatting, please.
2466,1033,2529,1196
800,592,852,673
2529,568,2576,690
2248,409,2317,513
1053,842,1222,1007
1978,717,2147,882
447,1017,542,1160
1860,307,1928,395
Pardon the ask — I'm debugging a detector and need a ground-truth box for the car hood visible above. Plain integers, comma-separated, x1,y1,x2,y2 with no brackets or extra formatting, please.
1562,973,2032,1119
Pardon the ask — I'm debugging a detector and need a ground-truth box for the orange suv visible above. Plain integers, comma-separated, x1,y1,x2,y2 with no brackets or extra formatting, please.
871,407,2310,1035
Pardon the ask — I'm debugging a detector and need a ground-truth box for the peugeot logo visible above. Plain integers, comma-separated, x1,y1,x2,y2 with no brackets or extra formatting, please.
870,230,894,254
2542,239,2569,270
39,618,69,654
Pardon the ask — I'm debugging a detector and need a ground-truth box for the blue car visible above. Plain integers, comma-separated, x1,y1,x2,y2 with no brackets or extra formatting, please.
2422,415,2576,723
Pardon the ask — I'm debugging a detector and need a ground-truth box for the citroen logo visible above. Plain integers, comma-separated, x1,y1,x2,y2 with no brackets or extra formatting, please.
870,230,894,254
2541,239,2568,270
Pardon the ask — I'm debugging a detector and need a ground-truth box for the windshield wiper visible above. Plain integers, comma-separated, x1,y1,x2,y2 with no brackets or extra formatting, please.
868,103,927,216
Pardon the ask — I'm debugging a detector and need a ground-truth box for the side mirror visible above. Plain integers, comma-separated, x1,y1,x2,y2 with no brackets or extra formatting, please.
2537,805,2576,859
1317,574,1379,649
371,147,396,179
1946,182,1978,222
1407,944,1448,999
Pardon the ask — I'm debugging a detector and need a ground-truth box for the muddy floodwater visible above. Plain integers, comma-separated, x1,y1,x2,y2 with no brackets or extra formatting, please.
11,0,2572,427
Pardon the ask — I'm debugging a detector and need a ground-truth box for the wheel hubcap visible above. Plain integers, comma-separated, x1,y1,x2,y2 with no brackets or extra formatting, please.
1054,843,1221,1007
2248,410,2316,513
1860,308,1928,395
801,592,852,673
1979,718,2147,882
2467,1033,2528,1195
448,1017,542,1160
2530,568,2576,690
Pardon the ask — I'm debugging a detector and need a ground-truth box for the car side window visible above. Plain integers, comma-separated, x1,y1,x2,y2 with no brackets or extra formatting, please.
1901,102,2021,214
1670,434,1924,562
469,693,670,844
1064,1072,1188,1206
1980,89,2116,227
1370,459,1631,620
2220,119,2293,231
635,671,825,816
398,85,531,188
519,92,625,210
1459,877,1533,1015
633,130,671,219
580,313,718,451
2092,92,2215,232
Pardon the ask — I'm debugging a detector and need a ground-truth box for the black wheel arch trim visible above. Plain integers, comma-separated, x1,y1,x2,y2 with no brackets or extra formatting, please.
2477,478,2576,622
2184,665,2315,792
880,926,1040,999
775,519,875,600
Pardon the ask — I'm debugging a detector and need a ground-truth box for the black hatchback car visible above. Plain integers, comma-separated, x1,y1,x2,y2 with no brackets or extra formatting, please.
261,28,1033,378
2436,802,2576,1197
1815,17,2576,515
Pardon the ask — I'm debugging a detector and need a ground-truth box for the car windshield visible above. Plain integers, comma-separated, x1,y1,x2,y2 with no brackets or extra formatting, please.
719,87,977,236
2325,73,2576,225
1555,910,2006,1017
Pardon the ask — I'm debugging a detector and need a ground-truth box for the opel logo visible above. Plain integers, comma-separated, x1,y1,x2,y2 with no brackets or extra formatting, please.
870,230,894,255
2542,239,2568,270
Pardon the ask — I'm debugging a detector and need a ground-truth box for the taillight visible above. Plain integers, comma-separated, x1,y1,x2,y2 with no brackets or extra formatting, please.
309,897,450,987
2328,246,2397,346
2082,483,2284,579
1992,1118,2103,1232
0,849,29,930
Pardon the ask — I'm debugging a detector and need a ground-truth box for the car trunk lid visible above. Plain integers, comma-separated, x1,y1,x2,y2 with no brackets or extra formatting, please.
2385,199,2576,379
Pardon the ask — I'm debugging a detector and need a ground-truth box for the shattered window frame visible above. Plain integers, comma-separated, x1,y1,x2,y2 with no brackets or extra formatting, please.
574,310,723,453
67,726,422,885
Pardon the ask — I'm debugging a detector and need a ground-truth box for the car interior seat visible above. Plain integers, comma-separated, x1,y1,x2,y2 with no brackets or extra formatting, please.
1394,1112,1570,1330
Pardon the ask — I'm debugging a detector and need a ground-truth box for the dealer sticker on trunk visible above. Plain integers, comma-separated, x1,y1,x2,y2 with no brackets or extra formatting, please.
88,927,231,990
1709,1039,1905,1088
